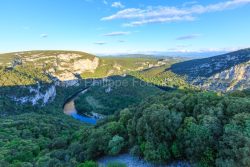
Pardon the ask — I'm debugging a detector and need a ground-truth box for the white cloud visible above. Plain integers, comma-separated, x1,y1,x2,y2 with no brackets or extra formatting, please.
176,34,201,40
102,0,250,26
103,31,130,36
94,41,106,45
40,34,48,38
123,16,195,27
111,1,125,8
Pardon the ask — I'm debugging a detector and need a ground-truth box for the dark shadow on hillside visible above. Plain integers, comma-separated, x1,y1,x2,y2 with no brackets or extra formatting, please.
73,75,176,116
0,74,174,117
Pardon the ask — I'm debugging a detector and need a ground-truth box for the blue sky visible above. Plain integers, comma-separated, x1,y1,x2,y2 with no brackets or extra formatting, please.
0,0,250,55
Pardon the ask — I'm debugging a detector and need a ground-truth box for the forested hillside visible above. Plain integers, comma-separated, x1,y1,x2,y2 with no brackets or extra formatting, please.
130,64,192,90
1,50,250,167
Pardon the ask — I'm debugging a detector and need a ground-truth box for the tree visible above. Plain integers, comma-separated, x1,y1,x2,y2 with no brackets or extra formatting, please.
143,142,170,164
108,135,125,155
119,108,132,126
176,117,215,165
216,113,250,167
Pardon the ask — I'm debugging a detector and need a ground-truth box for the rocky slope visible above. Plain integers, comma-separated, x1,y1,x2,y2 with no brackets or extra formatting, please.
0,51,99,82
0,50,167,106
170,48,250,91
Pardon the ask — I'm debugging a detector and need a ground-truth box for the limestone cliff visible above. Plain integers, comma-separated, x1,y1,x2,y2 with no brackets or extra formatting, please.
170,48,250,92
202,61,250,91
11,84,56,106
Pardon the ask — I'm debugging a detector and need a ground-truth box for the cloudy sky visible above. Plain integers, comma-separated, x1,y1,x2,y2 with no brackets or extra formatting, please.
0,0,250,55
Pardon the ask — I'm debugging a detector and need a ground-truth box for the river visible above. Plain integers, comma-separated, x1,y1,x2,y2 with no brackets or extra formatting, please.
63,88,97,125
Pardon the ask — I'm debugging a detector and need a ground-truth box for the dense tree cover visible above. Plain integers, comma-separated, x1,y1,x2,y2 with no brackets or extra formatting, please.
74,90,250,166
0,112,90,166
1,90,250,166
129,91,250,166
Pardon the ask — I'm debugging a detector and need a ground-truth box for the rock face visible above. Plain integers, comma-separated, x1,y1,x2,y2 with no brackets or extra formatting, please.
23,52,99,81
202,61,250,91
171,48,250,79
54,56,99,81
11,84,56,106
170,48,250,92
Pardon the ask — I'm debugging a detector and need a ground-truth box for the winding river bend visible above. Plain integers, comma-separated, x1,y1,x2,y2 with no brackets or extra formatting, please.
63,88,97,125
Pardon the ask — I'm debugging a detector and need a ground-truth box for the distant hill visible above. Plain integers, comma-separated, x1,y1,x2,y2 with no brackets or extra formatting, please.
169,48,250,91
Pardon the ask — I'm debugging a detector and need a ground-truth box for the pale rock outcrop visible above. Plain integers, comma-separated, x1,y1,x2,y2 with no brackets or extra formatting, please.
21,53,100,82
51,56,99,82
11,84,56,106
57,53,82,62
202,61,250,91
73,57,99,73
113,63,122,71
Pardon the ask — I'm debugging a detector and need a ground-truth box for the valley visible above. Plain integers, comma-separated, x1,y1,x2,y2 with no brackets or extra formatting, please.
2,0,250,166
1,49,250,167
